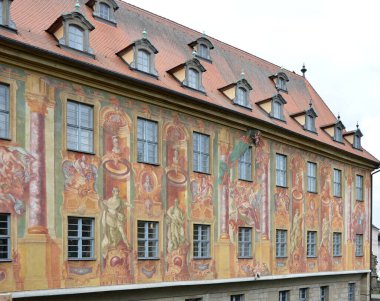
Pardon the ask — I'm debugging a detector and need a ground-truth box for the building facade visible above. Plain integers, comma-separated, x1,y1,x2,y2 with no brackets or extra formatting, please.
0,1,378,301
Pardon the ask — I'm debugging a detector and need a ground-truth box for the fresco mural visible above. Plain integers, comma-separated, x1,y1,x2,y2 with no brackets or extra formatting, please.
0,64,373,293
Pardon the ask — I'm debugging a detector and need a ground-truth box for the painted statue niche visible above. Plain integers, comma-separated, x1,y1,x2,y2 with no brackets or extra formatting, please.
190,174,214,221
100,186,133,284
62,153,99,214
100,101,133,284
0,146,34,215
164,118,190,281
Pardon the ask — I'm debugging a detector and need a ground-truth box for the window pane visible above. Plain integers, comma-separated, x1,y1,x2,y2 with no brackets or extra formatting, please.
188,68,199,89
137,118,158,164
99,2,111,20
69,25,84,51
137,49,150,73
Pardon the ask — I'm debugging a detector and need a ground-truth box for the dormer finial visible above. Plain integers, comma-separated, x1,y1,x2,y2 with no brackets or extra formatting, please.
356,121,359,129
75,0,80,12
202,30,206,37
240,69,245,80
337,113,340,121
142,28,148,39
301,63,307,78
192,48,197,58
309,99,313,108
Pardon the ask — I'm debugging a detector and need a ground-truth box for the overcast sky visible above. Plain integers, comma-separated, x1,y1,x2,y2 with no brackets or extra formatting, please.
124,0,380,227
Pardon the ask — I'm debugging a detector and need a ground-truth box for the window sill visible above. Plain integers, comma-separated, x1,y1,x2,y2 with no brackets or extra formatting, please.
355,255,364,257
59,44,96,59
307,190,318,194
333,255,342,257
356,199,364,202
276,185,288,189
137,161,160,167
67,258,97,261
182,84,207,95
195,54,212,64
270,115,286,123
192,257,212,260
138,257,160,261
67,148,96,156
333,195,342,199
93,15,117,27
307,256,317,259
193,170,211,176
0,259,12,263
238,178,253,183
130,67,159,79
238,256,253,259
276,256,288,259
0,136,12,141
233,102,253,111
0,24,17,33
304,128,318,135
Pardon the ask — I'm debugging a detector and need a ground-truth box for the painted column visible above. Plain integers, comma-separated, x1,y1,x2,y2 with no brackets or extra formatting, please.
25,76,51,234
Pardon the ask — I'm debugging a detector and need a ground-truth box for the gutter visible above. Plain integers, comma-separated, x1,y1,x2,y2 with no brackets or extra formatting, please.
0,35,378,168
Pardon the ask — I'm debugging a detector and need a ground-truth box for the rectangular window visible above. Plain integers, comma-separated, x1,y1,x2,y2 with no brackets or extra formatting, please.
137,118,158,164
238,227,252,258
356,175,363,201
348,283,355,301
276,154,287,187
276,229,287,257
355,234,363,256
333,169,342,197
320,286,329,301
137,221,159,259
0,214,10,261
307,231,317,257
0,84,10,139
231,295,244,301
279,291,289,301
68,217,95,260
193,224,210,259
67,101,94,153
299,288,309,301
307,162,317,193
193,132,210,174
333,232,342,256
238,147,252,181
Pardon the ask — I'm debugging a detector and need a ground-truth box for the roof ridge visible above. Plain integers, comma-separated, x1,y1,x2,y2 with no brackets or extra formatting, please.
117,0,304,78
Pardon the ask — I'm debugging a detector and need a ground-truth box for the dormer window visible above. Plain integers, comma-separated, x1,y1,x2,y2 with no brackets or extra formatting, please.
117,33,159,77
69,25,84,51
99,2,111,20
47,11,95,56
353,134,361,149
0,0,16,31
334,126,343,142
236,87,247,106
86,0,118,25
273,100,282,119
270,71,289,93
219,74,253,109
321,117,345,144
290,102,318,133
137,49,151,73
305,115,314,131
188,36,214,62
188,68,200,90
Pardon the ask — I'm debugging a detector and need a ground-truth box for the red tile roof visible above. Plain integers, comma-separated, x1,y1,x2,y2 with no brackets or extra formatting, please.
3,0,379,164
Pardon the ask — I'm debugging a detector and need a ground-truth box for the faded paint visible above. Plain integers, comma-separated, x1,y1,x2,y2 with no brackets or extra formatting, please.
121,49,134,65
295,114,305,126
53,25,64,42
173,68,186,83
0,64,372,293
260,100,271,114
222,86,236,100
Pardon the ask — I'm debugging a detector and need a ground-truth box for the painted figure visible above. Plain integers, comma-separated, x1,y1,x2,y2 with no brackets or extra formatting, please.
320,217,330,251
101,187,131,257
143,174,154,193
167,199,185,252
290,209,303,254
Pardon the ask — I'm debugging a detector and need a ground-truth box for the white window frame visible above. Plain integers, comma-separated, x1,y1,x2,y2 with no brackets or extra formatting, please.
188,68,200,90
307,162,317,193
99,2,111,20
356,175,363,201
68,24,85,51
137,221,159,259
238,147,252,181
355,234,363,256
193,132,210,174
0,83,10,139
193,224,210,259
137,118,158,164
231,295,244,301
67,100,94,153
67,216,95,260
320,286,329,301
279,291,289,301
333,169,342,197
307,231,317,257
136,49,151,73
238,227,252,258
333,232,342,257
299,288,309,301
348,283,355,301
276,154,287,187
0,213,10,261
276,229,287,258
